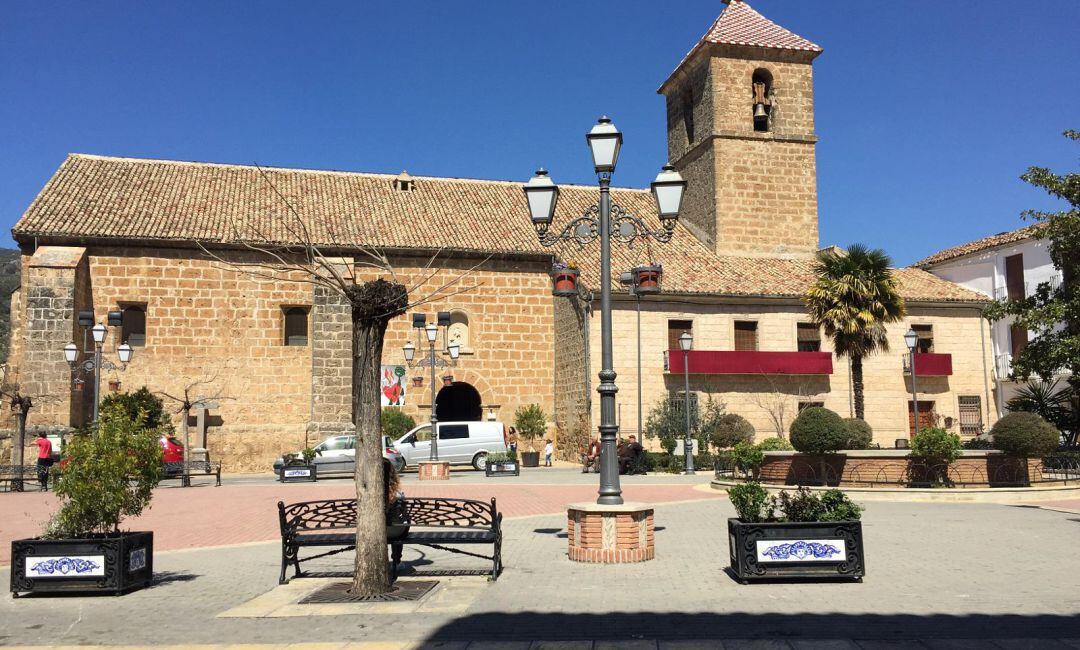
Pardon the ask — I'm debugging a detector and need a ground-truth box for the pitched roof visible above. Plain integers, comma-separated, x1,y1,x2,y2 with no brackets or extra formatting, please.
913,225,1040,268
13,154,984,303
660,1,822,92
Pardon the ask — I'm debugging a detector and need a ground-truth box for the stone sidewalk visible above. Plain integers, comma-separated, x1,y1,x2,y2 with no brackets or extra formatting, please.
4,498,1080,646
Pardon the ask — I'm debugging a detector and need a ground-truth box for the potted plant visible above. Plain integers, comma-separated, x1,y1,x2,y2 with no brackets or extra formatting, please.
909,427,962,486
442,374,454,387
412,376,424,388
279,447,318,483
551,260,580,297
485,451,520,477
727,482,865,583
10,405,163,597
515,403,547,467
633,263,662,294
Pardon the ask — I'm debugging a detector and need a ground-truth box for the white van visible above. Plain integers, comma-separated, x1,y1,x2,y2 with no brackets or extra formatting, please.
394,421,508,470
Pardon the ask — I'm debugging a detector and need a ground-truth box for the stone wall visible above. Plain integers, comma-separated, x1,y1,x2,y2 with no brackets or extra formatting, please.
590,297,997,450
552,295,590,461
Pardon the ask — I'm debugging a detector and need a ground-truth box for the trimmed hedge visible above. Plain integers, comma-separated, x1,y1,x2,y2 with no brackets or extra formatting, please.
991,412,1061,457
789,407,847,455
843,418,873,449
757,436,794,452
708,414,755,450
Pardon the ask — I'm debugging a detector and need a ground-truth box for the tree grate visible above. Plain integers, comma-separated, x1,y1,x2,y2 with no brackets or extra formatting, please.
299,580,438,604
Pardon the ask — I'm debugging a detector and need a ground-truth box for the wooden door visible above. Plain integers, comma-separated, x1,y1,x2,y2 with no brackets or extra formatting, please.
908,401,935,435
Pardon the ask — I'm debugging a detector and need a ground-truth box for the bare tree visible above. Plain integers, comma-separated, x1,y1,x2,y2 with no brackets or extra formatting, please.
198,167,483,595
157,374,234,485
750,375,822,438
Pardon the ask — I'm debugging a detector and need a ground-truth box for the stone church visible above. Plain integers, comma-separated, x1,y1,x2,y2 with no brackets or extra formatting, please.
6,1,995,471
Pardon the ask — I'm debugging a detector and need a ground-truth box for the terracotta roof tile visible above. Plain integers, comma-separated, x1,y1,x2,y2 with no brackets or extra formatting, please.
12,154,983,303
913,225,1039,268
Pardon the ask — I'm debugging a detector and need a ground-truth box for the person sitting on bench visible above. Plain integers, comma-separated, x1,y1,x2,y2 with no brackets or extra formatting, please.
618,435,644,475
581,436,601,473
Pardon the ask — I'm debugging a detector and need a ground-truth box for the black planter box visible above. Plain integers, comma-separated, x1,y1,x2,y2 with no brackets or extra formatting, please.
10,531,154,597
279,465,317,482
520,452,540,468
728,518,864,583
486,462,520,477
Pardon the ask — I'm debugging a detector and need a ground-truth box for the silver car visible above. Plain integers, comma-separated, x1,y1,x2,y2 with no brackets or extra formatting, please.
273,435,405,475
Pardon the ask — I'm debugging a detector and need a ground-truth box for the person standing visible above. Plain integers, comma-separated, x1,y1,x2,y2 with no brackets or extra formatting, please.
543,439,553,467
34,432,53,491
507,427,518,455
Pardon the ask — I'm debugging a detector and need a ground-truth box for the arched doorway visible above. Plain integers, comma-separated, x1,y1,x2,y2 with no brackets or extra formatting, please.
435,382,482,422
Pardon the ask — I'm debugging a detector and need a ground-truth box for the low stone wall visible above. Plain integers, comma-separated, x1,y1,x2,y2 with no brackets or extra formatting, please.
754,450,1046,488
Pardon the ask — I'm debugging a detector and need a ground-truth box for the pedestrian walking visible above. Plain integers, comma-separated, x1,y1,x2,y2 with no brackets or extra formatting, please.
543,439,553,467
34,432,53,491
507,427,518,454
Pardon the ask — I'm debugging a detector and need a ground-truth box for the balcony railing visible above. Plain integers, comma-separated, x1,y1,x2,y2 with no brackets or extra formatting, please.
995,353,1013,380
664,350,833,375
903,352,953,376
993,274,1062,301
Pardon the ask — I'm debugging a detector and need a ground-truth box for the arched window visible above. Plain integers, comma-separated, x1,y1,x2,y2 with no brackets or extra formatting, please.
446,310,470,352
121,305,146,347
284,307,309,346
752,68,774,132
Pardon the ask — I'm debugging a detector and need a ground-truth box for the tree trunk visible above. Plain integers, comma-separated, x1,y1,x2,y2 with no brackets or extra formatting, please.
346,278,408,597
14,409,26,492
851,355,865,421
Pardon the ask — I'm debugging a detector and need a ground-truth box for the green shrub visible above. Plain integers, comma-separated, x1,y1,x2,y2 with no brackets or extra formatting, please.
789,407,847,455
727,482,772,522
730,441,764,473
843,418,873,449
756,436,794,452
708,413,755,450
816,489,864,522
381,408,416,439
99,387,170,431
485,451,517,464
961,437,993,450
45,404,164,538
659,435,677,455
514,404,547,438
910,427,962,463
991,412,1061,457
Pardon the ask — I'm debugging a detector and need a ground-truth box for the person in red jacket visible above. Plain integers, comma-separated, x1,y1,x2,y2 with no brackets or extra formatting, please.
34,431,53,491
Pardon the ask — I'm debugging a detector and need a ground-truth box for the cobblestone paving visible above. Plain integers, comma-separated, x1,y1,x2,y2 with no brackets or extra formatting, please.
3,498,1080,646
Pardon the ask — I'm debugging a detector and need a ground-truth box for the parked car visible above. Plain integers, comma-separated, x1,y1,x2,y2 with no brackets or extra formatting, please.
160,435,185,463
273,435,405,476
394,421,508,470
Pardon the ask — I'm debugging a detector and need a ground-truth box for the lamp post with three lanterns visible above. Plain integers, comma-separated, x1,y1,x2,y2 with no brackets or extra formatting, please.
402,312,460,470
62,310,133,429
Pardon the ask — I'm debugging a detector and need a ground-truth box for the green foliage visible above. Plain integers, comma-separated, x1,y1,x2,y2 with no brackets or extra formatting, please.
45,404,164,538
514,404,547,437
659,435,677,455
644,396,725,449
380,407,416,439
789,407,848,454
708,413,755,450
843,417,874,449
730,441,764,472
1006,380,1076,444
485,451,517,464
100,387,171,431
961,437,993,450
301,447,318,464
910,427,962,463
991,411,1061,457
756,436,794,452
984,131,1080,446
727,482,773,523
728,483,863,523
804,244,906,419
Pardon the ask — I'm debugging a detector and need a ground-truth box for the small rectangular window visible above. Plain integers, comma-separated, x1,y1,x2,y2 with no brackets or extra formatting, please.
734,321,758,351
912,324,934,353
798,401,824,412
1010,324,1028,358
958,396,983,436
438,424,469,440
283,306,310,346
121,304,147,347
669,391,698,426
1005,253,1025,299
797,323,821,352
668,320,692,351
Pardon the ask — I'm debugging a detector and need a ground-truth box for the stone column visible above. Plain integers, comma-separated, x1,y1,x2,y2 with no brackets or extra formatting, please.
309,266,355,444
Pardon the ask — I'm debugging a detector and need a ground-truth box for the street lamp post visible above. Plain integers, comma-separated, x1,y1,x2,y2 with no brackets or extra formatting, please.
905,328,920,437
63,311,133,430
678,331,694,474
524,116,686,505
402,312,460,463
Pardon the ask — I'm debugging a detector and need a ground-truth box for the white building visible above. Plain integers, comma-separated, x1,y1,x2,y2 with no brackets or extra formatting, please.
916,225,1063,413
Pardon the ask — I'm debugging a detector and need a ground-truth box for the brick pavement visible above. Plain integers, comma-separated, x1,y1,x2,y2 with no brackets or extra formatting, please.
0,476,720,564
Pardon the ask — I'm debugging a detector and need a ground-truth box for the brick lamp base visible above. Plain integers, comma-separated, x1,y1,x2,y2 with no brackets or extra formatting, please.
417,461,450,481
567,502,654,563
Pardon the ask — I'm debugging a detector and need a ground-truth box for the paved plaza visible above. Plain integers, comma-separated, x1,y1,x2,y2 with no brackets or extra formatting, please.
3,469,1080,647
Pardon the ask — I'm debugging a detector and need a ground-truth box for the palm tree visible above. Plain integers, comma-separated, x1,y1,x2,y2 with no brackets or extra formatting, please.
805,244,906,420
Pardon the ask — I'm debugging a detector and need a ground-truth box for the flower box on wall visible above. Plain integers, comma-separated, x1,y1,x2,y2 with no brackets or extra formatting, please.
727,519,864,583
551,268,580,297
633,264,662,295
279,465,317,483
485,461,520,477
10,531,154,597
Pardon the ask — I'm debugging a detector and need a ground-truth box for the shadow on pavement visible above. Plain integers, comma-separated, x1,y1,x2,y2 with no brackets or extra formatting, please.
420,612,1080,642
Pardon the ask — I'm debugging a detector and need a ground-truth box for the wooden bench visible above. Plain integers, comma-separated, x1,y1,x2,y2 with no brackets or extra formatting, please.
276,497,502,584
0,464,45,492
161,460,222,487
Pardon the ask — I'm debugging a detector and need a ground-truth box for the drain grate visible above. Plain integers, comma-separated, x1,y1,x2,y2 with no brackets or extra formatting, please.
299,580,438,604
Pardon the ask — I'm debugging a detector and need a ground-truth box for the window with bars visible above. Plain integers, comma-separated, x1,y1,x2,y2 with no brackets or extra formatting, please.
668,319,692,351
798,401,824,412
797,323,821,352
958,396,983,436
734,321,758,351
911,324,934,353
669,391,698,426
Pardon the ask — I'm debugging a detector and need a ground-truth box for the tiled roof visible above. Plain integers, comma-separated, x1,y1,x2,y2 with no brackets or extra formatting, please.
660,1,821,92
913,225,1040,268
13,154,983,303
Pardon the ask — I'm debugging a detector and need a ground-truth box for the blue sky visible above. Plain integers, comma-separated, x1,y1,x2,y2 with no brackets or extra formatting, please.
1,1,1077,265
